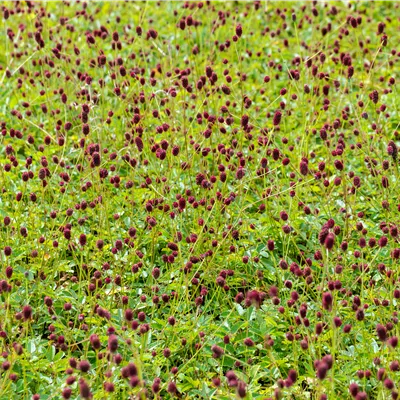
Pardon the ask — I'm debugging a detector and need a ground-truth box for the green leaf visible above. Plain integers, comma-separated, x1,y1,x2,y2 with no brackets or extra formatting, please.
45,345,56,362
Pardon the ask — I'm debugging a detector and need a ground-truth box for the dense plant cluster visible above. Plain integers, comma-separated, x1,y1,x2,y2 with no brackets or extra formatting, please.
1,1,400,399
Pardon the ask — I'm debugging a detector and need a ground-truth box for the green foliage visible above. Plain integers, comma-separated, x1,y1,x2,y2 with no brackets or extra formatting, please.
0,1,399,399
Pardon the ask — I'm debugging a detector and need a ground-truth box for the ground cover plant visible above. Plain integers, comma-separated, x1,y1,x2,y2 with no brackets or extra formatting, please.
0,0,399,398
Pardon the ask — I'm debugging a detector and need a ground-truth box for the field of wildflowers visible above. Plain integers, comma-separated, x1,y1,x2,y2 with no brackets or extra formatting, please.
1,1,400,399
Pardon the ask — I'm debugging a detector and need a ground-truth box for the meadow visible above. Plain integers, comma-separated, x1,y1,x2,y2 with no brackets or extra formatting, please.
0,1,400,399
